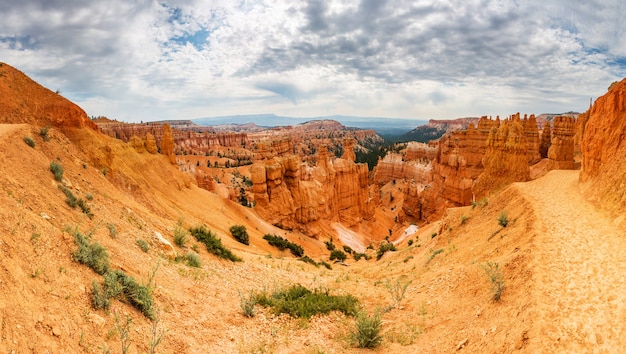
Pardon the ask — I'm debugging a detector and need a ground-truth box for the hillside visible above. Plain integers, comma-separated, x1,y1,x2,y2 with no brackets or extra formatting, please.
1,62,626,353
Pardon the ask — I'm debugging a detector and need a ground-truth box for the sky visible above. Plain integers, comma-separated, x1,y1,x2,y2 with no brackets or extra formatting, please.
1,0,625,122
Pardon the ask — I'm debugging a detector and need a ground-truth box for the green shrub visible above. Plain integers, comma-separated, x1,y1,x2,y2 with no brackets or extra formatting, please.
39,126,50,141
471,197,488,209
189,226,241,262
498,212,509,227
175,252,201,268
376,241,397,260
253,284,359,319
298,255,318,267
229,225,249,245
343,245,354,254
330,249,347,262
353,252,370,261
100,270,155,320
107,223,117,238
320,260,332,270
76,198,94,219
173,226,189,247
263,234,304,257
72,231,110,275
23,136,35,148
431,232,437,239
91,280,110,310
136,239,150,252
481,261,505,302
426,248,444,264
461,215,470,224
58,185,78,207
50,161,64,181
239,290,257,318
407,239,413,246
324,237,336,251
351,310,383,349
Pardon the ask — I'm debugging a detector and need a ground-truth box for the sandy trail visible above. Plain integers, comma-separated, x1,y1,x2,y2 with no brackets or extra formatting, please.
518,170,626,352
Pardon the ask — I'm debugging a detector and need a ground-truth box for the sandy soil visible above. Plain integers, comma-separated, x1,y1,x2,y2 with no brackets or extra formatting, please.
519,170,626,352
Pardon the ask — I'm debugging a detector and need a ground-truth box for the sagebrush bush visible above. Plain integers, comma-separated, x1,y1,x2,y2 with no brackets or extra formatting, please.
229,225,249,245
136,239,150,252
376,241,397,260
330,249,347,262
353,252,370,261
175,252,201,268
23,136,35,148
91,280,110,310
39,126,50,141
50,161,63,181
253,284,359,319
189,226,241,262
498,212,509,227
72,231,110,275
481,261,505,302
99,270,155,320
263,234,304,257
351,310,383,349
173,226,189,247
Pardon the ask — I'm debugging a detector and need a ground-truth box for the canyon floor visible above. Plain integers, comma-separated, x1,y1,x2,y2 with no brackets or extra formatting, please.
1,123,625,353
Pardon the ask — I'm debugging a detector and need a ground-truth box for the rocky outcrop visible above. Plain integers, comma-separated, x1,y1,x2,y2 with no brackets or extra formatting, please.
404,141,438,161
547,116,576,170
539,122,551,158
373,153,433,186
250,146,375,236
473,117,531,198
522,114,541,164
580,77,626,217
0,62,97,130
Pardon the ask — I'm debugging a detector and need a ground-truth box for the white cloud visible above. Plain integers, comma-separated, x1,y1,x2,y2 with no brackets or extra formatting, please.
0,0,624,122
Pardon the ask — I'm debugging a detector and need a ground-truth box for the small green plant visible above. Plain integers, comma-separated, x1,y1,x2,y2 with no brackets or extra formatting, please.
50,161,64,181
148,310,167,354
136,239,150,252
319,260,332,270
330,249,347,262
72,231,110,275
461,215,470,225
85,193,93,201
471,197,488,209
114,312,132,354
385,277,412,309
350,310,383,349
431,232,437,239
239,290,257,318
263,234,304,257
408,239,414,246
299,255,319,266
498,212,509,227
58,185,93,218
426,248,444,264
343,245,354,254
189,226,241,262
481,261,505,302
175,252,201,268
39,126,50,141
23,136,35,147
229,225,249,245
107,223,117,238
96,270,155,320
91,280,110,310
173,226,189,247
376,241,397,260
324,237,336,251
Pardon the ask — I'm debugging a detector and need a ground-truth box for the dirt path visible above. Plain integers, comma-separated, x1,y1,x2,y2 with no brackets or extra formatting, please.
517,170,626,352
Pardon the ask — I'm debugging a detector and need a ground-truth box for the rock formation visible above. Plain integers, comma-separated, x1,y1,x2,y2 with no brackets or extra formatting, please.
251,141,375,237
547,116,576,170
580,77,626,217
473,116,531,198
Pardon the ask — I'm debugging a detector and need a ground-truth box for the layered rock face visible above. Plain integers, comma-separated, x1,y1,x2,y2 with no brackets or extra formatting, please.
251,144,375,236
0,63,97,130
373,153,433,186
548,116,576,170
580,78,626,216
96,120,249,154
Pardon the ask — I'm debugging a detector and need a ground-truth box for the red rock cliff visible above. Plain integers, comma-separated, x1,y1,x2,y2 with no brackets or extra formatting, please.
580,78,626,217
0,62,97,130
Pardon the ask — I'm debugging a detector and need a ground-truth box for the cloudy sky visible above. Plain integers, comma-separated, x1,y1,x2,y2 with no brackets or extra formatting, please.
1,0,624,122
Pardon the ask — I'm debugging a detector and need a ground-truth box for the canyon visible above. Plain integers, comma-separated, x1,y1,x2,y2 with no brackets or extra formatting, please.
2,61,626,353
